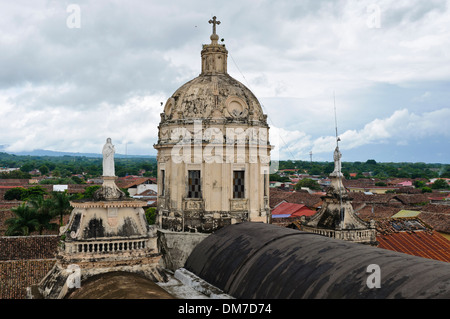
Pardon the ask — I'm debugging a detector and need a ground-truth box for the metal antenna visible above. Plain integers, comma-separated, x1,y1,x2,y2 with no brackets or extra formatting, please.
333,91,344,227
334,91,340,147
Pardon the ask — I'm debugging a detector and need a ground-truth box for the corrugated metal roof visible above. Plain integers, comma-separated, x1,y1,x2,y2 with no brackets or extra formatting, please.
377,231,450,262
272,202,304,214
391,210,421,218
271,202,316,217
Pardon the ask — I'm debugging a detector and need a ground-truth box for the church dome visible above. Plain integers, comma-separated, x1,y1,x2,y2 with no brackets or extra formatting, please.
162,73,267,124
160,17,267,126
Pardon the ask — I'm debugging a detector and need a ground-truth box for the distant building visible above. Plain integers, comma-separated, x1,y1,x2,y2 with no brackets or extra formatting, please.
116,177,156,196
0,167,20,173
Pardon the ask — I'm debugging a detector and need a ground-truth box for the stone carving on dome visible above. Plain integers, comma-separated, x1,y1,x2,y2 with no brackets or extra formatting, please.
224,96,248,118
164,98,175,117
160,73,268,125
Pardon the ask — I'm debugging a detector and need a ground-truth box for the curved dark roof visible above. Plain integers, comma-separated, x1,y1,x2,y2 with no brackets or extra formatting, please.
184,222,450,299
65,271,174,299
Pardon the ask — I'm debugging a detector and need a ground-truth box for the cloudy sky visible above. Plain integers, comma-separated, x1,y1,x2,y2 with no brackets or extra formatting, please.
1,0,449,163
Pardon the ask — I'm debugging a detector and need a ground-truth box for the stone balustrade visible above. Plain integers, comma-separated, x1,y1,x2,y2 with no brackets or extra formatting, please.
302,226,375,243
64,239,148,254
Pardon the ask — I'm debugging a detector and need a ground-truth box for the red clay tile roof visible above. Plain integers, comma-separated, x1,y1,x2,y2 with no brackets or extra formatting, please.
0,179,29,186
0,235,59,260
283,192,323,208
1,259,56,299
269,188,292,208
355,205,401,221
135,189,157,196
419,211,450,234
116,177,154,189
269,189,323,210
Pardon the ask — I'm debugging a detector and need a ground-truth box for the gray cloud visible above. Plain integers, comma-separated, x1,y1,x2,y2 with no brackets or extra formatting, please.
0,0,449,162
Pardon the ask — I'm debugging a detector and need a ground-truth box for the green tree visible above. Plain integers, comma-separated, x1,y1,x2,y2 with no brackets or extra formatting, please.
82,185,101,199
441,166,450,178
294,178,321,191
24,186,48,200
51,191,73,226
269,174,290,182
52,169,61,177
20,162,34,173
39,165,49,175
323,163,334,175
27,196,57,235
5,203,39,236
0,170,31,179
432,179,449,189
121,188,130,198
145,207,157,225
309,166,323,176
414,180,426,188
421,187,432,193
4,187,27,200
71,175,85,184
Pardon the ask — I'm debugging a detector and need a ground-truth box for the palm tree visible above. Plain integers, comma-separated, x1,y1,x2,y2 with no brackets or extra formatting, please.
27,195,57,235
5,203,39,236
50,191,73,226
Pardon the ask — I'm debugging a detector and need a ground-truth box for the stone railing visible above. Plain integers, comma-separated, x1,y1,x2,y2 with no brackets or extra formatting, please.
303,227,336,238
302,226,376,243
63,239,149,254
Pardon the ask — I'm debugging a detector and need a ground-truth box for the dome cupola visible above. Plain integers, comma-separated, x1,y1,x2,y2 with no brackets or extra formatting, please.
159,16,268,128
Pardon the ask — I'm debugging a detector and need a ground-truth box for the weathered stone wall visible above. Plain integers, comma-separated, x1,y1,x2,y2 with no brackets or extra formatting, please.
160,210,249,233
157,229,209,272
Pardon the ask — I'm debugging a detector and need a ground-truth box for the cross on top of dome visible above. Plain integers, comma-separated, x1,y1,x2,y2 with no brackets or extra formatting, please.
208,16,220,35
208,16,221,43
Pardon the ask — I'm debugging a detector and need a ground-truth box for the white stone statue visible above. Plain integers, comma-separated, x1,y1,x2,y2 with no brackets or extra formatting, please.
330,146,342,177
102,138,115,177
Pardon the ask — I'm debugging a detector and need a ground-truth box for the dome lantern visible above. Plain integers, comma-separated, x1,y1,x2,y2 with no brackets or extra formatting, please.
201,16,228,75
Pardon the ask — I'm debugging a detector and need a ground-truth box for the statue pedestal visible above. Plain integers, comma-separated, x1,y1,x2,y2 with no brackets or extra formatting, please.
93,176,125,200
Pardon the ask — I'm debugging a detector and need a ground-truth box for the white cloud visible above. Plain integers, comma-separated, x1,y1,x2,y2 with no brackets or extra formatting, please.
272,107,450,160
0,93,163,155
